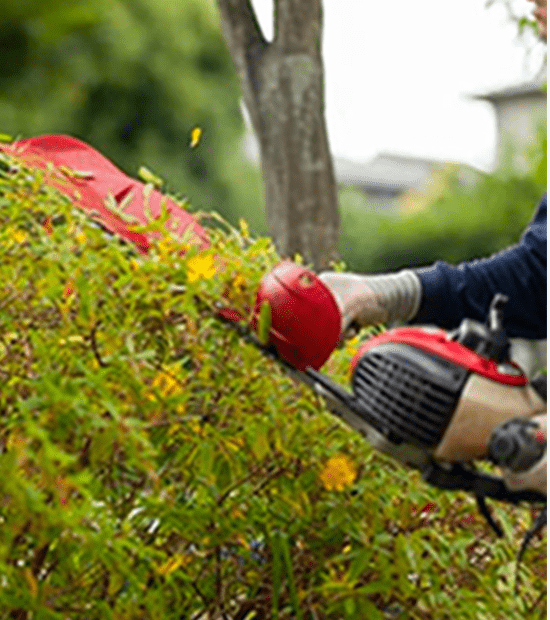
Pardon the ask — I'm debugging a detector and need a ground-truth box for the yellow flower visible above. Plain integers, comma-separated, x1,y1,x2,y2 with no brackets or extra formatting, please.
6,227,28,244
151,369,183,399
231,273,246,296
187,254,217,282
320,455,357,491
149,366,186,414
158,235,176,253
75,230,87,245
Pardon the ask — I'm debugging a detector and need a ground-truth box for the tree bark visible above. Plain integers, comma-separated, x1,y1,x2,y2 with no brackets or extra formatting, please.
216,0,339,270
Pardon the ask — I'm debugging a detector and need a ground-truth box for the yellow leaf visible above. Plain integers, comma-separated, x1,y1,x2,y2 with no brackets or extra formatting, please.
190,127,202,148
75,230,87,245
152,368,183,398
251,430,269,461
156,554,189,576
23,568,38,598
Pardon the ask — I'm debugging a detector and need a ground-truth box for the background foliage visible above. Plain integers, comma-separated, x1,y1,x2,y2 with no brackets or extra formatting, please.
0,150,545,619
338,130,547,273
0,0,545,274
0,0,265,234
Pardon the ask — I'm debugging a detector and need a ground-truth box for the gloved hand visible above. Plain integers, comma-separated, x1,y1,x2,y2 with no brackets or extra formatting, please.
500,414,547,495
318,270,423,334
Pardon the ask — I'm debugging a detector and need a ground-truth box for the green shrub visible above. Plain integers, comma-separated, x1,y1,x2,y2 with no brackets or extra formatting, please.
339,158,546,274
0,152,545,619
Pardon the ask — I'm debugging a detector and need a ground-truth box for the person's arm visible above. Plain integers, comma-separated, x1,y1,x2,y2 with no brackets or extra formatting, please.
414,194,547,339
320,195,547,340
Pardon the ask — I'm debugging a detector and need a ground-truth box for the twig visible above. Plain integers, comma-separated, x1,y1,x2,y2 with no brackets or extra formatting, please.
90,320,108,367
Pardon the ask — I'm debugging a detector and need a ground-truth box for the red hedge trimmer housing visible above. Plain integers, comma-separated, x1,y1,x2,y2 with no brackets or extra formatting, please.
251,261,341,371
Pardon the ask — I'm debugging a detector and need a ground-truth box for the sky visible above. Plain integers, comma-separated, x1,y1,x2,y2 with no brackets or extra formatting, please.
249,0,547,171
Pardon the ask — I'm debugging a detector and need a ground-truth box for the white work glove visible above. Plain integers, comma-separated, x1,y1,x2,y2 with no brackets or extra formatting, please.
501,414,547,495
318,270,423,334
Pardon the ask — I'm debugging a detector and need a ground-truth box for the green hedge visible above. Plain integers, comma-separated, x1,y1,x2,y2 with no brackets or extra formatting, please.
0,153,545,619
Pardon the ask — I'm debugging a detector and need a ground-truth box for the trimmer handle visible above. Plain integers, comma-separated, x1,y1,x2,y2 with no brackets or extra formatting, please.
488,418,546,472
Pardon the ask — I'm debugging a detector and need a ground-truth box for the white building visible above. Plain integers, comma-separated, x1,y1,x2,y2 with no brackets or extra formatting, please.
470,79,546,172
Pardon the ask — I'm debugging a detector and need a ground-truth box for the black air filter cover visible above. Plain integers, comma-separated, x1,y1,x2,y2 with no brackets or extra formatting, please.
352,343,469,447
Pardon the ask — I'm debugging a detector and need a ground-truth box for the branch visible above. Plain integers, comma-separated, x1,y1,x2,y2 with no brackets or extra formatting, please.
216,0,268,133
216,0,266,51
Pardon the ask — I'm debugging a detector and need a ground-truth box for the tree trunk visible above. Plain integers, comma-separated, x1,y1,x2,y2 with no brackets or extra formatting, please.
216,0,339,270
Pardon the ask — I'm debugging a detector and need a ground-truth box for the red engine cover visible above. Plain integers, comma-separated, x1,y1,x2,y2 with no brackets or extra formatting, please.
252,261,342,371
351,327,527,387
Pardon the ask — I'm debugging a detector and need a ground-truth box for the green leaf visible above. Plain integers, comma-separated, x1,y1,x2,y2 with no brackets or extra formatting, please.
279,532,302,620
138,167,164,190
257,299,272,345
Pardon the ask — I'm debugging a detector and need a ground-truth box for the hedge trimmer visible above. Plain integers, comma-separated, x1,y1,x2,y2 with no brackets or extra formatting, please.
2,135,546,563
217,262,546,559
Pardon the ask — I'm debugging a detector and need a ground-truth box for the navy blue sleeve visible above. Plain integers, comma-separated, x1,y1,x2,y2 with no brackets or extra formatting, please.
413,194,547,339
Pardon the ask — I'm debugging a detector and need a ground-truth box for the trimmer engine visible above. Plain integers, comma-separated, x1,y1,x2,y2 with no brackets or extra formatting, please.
350,330,471,456
348,315,542,469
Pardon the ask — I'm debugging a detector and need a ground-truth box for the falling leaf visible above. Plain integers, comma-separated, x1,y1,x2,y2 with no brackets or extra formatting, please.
190,127,202,148
320,455,357,491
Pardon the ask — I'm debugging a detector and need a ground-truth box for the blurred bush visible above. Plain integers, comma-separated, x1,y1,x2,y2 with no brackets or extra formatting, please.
0,0,265,234
338,131,547,274
0,148,545,619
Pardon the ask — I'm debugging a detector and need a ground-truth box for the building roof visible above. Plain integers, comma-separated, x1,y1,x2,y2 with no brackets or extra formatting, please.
334,153,443,191
469,79,546,102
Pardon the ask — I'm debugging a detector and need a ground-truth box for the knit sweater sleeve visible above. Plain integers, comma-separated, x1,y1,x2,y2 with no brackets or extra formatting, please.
412,194,547,339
